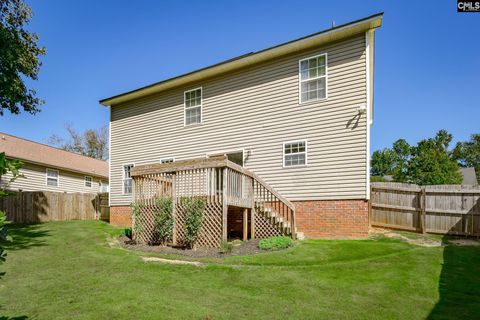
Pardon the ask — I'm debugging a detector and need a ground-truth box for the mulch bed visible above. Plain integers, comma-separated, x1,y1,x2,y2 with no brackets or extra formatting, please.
118,235,267,258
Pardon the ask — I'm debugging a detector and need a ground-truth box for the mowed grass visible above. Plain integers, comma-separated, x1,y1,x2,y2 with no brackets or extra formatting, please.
1,221,480,319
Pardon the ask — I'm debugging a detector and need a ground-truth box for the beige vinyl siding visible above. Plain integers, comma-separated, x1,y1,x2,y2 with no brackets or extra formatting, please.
110,34,367,205
1,161,106,193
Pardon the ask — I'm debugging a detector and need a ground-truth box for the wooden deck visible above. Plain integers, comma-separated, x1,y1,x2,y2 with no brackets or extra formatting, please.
130,156,296,247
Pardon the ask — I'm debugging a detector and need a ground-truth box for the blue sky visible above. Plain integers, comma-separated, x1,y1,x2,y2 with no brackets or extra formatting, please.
1,0,478,152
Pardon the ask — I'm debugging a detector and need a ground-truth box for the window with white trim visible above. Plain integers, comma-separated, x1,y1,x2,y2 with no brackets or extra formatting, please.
160,158,175,164
299,54,327,103
46,168,59,187
184,88,202,125
85,176,92,187
100,181,109,192
123,164,134,194
284,141,307,167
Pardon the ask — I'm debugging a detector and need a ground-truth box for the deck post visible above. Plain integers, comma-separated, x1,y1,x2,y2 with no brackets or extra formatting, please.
243,208,248,241
172,173,177,245
222,168,228,242
251,180,256,239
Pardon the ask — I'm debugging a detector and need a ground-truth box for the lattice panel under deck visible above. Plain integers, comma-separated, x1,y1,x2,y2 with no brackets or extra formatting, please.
174,200,223,248
134,205,166,245
255,211,282,238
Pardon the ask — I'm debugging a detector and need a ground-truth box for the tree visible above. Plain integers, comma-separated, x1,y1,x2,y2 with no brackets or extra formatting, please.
370,139,411,181
48,124,109,160
0,152,22,279
452,134,480,184
371,130,463,185
371,148,396,177
0,0,46,115
407,130,462,185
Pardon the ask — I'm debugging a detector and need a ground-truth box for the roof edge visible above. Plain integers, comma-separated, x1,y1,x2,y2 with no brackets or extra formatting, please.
100,12,383,107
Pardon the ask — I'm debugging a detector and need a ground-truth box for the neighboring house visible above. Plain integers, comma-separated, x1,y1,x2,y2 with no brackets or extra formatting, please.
100,13,383,238
0,133,109,193
460,167,478,186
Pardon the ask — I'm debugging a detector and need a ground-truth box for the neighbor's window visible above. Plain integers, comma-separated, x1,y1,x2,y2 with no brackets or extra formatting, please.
46,168,59,187
85,176,92,187
100,181,109,193
123,164,134,194
160,158,175,164
284,141,307,167
184,88,202,125
299,53,327,103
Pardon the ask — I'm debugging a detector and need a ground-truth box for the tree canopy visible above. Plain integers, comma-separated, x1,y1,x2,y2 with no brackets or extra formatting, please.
0,0,45,115
48,124,109,160
452,134,480,184
371,130,463,185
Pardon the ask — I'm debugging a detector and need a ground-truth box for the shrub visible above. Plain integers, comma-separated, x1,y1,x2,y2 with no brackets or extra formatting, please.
258,236,294,250
181,197,206,248
220,241,233,254
154,197,174,245
124,227,132,239
129,202,144,239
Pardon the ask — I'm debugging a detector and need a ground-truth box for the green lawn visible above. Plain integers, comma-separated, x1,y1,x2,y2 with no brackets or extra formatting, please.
1,221,480,319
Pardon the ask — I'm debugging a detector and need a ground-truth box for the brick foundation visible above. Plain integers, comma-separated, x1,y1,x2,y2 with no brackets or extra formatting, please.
110,206,132,227
109,199,369,238
293,199,369,239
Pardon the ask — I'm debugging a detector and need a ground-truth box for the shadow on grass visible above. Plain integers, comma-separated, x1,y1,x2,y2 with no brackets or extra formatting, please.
1,224,49,251
427,235,480,319
0,316,29,319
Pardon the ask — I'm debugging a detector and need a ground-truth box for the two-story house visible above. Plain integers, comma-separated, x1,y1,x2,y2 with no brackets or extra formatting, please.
100,13,383,239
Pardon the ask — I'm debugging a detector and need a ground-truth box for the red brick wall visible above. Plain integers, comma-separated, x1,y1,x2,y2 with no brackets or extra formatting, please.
110,206,132,227
293,199,369,239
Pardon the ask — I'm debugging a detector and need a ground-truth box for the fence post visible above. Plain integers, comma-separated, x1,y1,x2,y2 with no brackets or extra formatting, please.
420,187,426,234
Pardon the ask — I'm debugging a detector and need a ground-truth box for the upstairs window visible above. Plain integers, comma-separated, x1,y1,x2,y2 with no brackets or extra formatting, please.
160,158,175,164
85,176,92,188
283,141,307,167
46,168,59,187
299,54,327,103
123,164,134,194
184,88,202,125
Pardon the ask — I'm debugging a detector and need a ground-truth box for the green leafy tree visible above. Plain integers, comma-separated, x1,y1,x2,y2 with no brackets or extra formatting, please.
0,0,46,115
371,148,396,177
452,134,480,184
371,130,463,185
370,139,411,182
407,130,462,185
48,124,109,160
0,152,22,278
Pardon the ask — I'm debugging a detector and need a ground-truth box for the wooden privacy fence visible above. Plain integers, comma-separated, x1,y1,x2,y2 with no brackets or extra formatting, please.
370,182,480,236
0,191,109,224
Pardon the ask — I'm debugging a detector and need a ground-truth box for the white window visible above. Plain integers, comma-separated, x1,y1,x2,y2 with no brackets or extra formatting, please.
46,168,59,187
299,53,327,103
85,176,92,187
160,158,175,164
123,164,134,194
184,88,202,125
283,141,307,167
100,181,109,193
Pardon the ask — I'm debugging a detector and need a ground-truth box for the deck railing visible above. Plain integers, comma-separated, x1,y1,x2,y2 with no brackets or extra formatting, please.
130,156,295,246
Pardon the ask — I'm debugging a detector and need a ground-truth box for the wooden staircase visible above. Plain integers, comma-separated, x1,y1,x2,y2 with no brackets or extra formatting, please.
131,156,298,247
